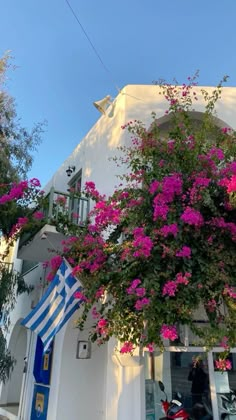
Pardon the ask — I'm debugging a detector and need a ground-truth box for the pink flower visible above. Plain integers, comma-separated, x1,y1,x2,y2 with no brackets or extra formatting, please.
97,319,107,328
207,236,213,244
17,217,29,227
96,318,108,336
176,246,191,258
131,278,141,288
84,181,103,200
227,175,236,193
162,173,183,202
215,358,232,371
92,307,100,319
146,343,155,353
0,181,29,204
175,272,191,285
223,285,236,299
207,147,225,161
33,211,44,220
135,297,150,310
29,178,41,187
194,177,211,188
95,287,105,299
127,278,142,294
74,290,88,302
160,324,178,341
181,207,204,227
160,223,178,238
135,287,146,297
120,341,134,354
219,336,229,350
85,181,95,189
152,192,170,221
162,281,177,297
42,261,49,269
72,265,83,276
56,195,67,206
94,201,121,227
221,127,231,134
206,299,217,312
149,180,160,194
132,228,153,258
50,255,63,271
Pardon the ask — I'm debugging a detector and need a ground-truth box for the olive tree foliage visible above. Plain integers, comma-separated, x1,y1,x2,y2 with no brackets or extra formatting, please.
0,54,45,236
0,54,44,179
0,54,42,382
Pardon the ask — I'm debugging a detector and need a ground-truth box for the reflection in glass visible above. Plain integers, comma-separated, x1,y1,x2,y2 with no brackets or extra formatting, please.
213,353,236,418
144,351,212,419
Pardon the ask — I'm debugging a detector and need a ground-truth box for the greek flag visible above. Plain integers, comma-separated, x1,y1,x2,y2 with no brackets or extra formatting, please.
21,259,82,351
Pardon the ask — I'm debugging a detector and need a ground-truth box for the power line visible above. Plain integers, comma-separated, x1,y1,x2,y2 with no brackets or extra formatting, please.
64,0,144,104
64,0,118,90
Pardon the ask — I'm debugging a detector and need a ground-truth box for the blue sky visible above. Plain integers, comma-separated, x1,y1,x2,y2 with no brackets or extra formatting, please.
1,0,236,186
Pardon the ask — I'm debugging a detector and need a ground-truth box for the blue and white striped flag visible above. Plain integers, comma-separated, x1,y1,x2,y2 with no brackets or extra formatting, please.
21,259,82,351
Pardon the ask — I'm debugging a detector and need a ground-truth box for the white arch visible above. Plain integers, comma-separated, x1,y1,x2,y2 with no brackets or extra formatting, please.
0,319,27,406
155,110,232,130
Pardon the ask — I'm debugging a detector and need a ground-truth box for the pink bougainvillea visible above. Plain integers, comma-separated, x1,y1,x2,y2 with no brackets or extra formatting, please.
215,358,232,371
160,325,178,341
120,342,135,354
2,77,236,354
180,207,204,227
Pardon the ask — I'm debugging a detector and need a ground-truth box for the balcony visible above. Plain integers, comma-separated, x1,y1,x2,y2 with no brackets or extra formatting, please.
17,187,89,262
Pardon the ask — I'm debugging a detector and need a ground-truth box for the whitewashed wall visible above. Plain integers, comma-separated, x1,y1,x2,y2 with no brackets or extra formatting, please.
2,84,236,420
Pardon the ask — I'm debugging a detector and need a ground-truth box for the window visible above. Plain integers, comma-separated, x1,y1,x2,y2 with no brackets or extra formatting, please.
68,170,89,225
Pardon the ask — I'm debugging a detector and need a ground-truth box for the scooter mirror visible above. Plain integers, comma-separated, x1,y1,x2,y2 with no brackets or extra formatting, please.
158,381,165,392
176,392,182,400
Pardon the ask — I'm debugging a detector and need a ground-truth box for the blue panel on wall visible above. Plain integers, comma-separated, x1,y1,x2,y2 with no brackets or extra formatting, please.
33,336,53,385
31,384,50,420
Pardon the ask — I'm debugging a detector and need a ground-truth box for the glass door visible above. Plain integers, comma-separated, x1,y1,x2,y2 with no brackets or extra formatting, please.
213,352,236,419
145,350,212,420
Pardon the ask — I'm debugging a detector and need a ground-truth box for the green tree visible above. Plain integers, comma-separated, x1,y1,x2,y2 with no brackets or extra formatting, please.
0,53,44,236
0,53,43,381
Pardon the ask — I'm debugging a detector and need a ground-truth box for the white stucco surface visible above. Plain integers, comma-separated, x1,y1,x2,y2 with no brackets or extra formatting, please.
2,84,236,420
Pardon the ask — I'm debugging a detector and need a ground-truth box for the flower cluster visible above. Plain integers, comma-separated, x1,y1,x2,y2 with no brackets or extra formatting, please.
160,325,178,341
67,79,236,353
2,78,236,355
215,358,232,372
0,178,45,240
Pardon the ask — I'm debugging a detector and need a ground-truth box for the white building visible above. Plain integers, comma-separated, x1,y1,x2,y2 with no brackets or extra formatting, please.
1,84,236,420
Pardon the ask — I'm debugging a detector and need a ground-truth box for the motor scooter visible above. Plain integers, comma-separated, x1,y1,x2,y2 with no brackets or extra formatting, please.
158,380,190,420
217,391,236,419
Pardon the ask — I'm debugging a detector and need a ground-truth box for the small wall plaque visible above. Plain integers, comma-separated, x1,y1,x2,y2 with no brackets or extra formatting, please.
76,340,91,359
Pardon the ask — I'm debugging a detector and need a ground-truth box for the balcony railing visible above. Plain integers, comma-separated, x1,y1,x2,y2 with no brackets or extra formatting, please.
42,187,89,226
17,188,90,261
